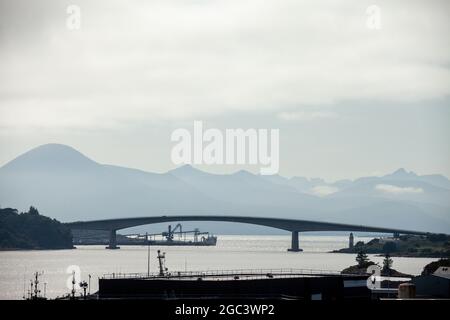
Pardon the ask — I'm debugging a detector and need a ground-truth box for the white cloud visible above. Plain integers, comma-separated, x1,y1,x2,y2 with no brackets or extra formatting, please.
311,185,339,196
375,184,424,194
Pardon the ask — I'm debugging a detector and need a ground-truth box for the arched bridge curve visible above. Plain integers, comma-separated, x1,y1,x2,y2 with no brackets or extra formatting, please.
66,215,430,251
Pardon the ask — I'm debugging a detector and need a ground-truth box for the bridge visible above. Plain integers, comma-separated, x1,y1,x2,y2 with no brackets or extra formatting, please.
66,215,430,251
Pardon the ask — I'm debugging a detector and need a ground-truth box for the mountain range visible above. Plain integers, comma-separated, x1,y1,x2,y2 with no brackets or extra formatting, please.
0,144,449,234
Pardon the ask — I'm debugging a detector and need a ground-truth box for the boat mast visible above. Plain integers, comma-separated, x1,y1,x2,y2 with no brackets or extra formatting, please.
71,271,76,298
157,250,167,276
147,232,150,277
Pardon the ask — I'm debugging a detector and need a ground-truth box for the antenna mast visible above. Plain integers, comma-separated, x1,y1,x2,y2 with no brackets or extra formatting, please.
146,232,150,277
157,250,167,276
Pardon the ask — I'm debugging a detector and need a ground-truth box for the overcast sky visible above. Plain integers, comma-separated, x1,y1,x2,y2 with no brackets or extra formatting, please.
0,0,449,181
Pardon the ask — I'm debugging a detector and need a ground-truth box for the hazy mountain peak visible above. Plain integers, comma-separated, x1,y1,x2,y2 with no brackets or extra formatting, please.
289,176,309,183
169,164,207,177
310,177,326,184
386,168,417,179
1,143,98,171
261,174,289,185
0,144,449,233
32,143,84,154
393,168,408,175
233,169,255,177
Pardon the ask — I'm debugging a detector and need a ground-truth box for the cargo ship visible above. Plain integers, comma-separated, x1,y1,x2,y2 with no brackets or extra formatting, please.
72,224,217,246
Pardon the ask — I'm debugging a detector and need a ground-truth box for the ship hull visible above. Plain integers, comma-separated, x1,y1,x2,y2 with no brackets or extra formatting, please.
98,274,370,300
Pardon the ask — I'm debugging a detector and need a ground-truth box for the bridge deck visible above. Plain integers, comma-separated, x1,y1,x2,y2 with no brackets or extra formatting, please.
66,215,430,235
66,215,431,250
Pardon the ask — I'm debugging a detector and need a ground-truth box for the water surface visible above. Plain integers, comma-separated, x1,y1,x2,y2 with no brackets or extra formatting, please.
0,235,436,299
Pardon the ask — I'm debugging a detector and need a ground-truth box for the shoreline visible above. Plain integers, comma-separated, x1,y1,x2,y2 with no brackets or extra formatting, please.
0,246,75,252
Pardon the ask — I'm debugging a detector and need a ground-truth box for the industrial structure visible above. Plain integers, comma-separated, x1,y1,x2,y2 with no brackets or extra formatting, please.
123,224,217,246
413,267,450,298
96,251,372,300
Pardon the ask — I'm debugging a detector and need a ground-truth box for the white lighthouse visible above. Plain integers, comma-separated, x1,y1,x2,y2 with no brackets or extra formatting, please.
349,233,354,249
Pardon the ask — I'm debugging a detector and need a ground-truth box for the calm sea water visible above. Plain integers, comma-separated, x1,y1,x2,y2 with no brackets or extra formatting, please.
0,235,437,300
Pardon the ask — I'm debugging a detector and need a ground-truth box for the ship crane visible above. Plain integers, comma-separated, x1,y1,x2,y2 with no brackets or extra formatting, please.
127,224,211,241
162,223,183,241
122,224,217,246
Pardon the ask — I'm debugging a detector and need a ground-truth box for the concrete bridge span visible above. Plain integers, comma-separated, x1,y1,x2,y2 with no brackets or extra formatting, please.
66,215,430,251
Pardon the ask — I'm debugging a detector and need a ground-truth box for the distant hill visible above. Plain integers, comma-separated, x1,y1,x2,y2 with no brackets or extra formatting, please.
334,234,450,258
0,206,73,250
0,144,449,234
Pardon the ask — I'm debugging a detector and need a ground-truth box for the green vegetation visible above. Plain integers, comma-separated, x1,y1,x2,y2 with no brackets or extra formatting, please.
356,251,371,268
342,250,411,277
334,234,450,258
341,250,376,275
382,253,393,272
0,207,73,250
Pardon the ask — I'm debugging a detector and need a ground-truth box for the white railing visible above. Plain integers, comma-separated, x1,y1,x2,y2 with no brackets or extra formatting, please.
102,268,343,281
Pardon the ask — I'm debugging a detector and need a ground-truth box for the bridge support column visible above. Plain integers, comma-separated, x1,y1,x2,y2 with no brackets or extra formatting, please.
106,230,120,249
288,231,302,252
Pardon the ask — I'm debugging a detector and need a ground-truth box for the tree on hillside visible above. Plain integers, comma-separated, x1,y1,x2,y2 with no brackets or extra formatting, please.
356,251,370,267
382,241,397,254
382,253,393,271
27,206,39,215
427,233,448,242
0,207,73,250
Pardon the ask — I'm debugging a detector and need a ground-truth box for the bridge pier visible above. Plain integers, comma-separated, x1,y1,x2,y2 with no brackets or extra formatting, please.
287,231,303,252
106,230,120,249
